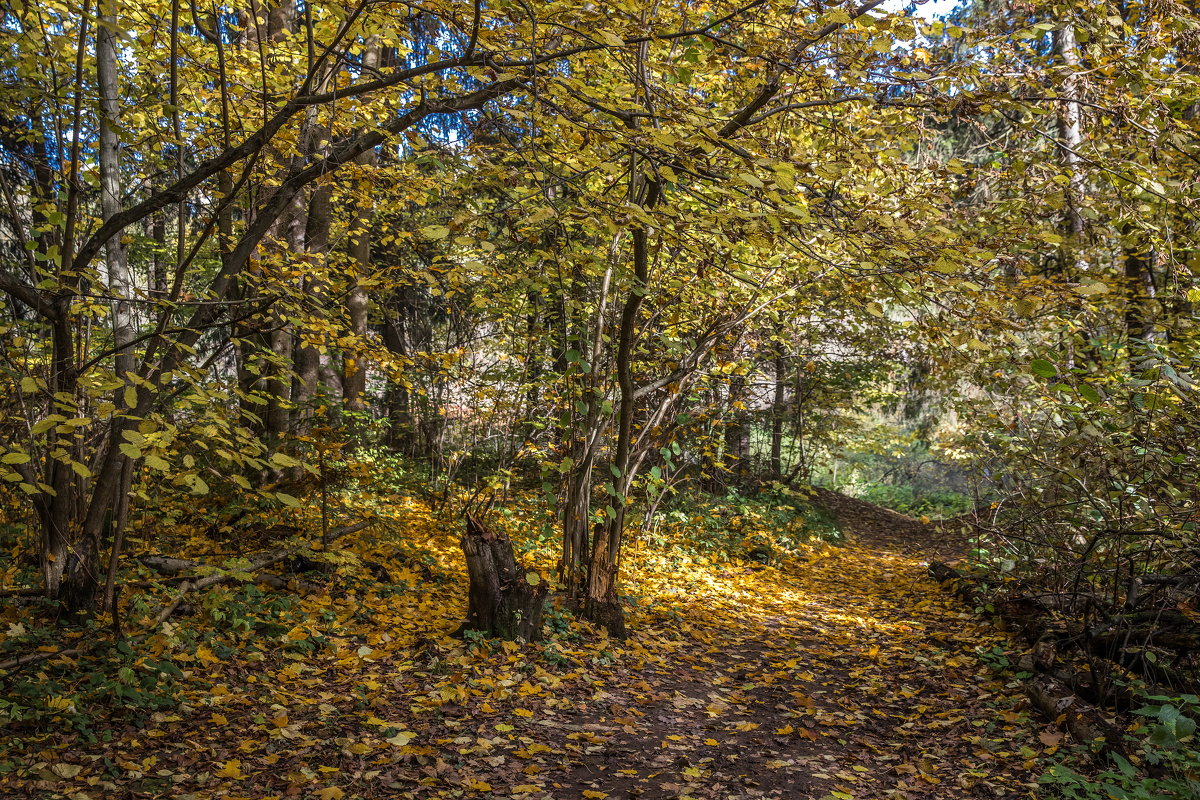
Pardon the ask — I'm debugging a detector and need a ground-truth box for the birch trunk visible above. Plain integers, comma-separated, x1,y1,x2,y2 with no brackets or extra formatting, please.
1054,22,1086,246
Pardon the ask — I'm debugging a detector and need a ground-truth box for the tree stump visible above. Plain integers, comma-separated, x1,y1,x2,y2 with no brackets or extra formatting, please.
458,513,547,641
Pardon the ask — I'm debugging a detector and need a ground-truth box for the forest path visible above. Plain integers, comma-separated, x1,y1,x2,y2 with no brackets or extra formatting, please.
538,491,1049,800
4,494,1065,800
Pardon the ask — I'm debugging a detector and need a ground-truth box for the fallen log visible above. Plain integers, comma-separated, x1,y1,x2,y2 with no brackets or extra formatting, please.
0,587,46,598
148,519,371,623
140,519,372,597
138,555,322,594
457,513,546,641
1026,673,1126,759
930,562,1126,761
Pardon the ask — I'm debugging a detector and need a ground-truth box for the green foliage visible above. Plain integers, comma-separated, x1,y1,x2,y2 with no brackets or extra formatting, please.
817,423,977,519
1040,694,1200,800
855,483,974,518
647,488,842,562
0,581,312,737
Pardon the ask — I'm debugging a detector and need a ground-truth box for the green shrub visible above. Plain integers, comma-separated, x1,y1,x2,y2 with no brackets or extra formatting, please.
855,482,973,518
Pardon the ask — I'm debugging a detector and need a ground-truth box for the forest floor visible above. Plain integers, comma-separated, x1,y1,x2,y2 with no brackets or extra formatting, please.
1,490,1087,800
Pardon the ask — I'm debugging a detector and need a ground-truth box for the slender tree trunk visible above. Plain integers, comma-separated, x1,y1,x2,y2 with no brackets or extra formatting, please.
770,353,786,478
561,435,596,597
560,247,611,597
40,313,80,600
294,44,340,434
521,289,544,445
261,195,306,442
97,0,133,384
587,177,660,638
294,179,330,430
28,8,88,604
381,313,416,453
96,4,130,395
1122,230,1156,342
344,38,381,434
724,374,751,483
790,369,810,484
1054,21,1086,264
69,0,138,610
151,210,167,296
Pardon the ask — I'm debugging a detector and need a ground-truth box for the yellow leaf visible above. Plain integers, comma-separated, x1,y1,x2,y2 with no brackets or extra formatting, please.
210,713,228,725
386,731,416,746
774,724,794,735
582,792,609,799
316,788,344,800
215,759,245,779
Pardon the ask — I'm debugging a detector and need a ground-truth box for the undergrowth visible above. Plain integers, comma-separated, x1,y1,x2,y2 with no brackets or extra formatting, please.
641,487,842,563
1040,693,1200,800
852,483,974,519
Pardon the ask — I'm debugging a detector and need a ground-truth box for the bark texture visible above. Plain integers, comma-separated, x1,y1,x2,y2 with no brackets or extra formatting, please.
459,514,547,641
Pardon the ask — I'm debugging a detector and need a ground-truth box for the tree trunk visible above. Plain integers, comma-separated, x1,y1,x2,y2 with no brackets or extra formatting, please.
560,361,607,598
263,195,306,442
458,514,546,641
266,326,295,441
65,0,137,612
769,353,786,478
1122,229,1156,342
97,0,133,385
344,37,380,436
1027,674,1125,759
586,176,660,638
294,177,331,431
151,209,167,297
1054,21,1086,245
724,374,751,483
293,66,336,431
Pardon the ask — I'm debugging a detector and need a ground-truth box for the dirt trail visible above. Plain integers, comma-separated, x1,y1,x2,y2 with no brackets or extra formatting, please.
537,492,1044,800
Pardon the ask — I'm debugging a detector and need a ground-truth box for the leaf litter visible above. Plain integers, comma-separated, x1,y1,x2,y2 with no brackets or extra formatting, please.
1,491,1083,799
